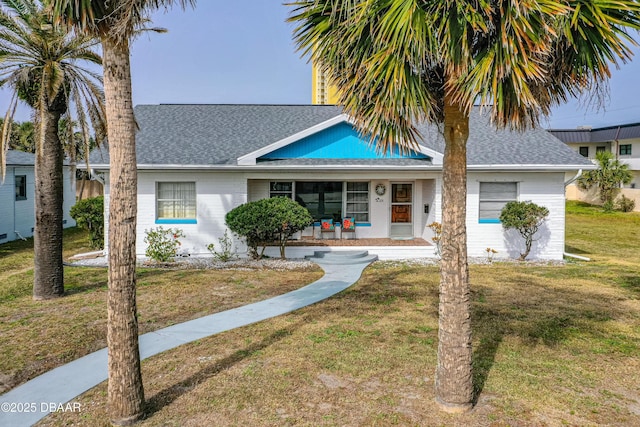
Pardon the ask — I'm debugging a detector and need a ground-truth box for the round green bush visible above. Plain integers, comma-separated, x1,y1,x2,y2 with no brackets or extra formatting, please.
226,197,313,259
70,196,104,249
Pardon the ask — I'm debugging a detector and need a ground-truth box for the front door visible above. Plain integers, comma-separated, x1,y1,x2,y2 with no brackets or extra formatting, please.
390,183,413,239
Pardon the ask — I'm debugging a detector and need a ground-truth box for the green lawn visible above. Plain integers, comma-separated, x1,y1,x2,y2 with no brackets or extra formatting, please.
2,202,639,426
0,229,322,396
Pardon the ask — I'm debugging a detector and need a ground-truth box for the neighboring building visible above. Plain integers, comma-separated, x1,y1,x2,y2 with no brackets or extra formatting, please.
0,150,76,244
549,123,640,211
311,64,339,105
549,123,640,187
89,104,592,260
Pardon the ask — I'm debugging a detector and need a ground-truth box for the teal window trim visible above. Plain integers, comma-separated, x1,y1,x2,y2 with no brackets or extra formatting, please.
155,218,197,225
479,218,501,224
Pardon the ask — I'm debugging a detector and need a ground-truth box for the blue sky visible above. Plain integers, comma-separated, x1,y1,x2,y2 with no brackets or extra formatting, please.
3,0,640,129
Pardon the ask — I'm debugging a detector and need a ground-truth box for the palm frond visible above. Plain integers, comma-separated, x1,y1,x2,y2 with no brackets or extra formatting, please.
0,90,18,181
1,0,106,169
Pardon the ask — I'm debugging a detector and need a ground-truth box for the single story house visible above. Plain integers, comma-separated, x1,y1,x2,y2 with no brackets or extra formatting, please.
89,104,592,260
0,150,76,244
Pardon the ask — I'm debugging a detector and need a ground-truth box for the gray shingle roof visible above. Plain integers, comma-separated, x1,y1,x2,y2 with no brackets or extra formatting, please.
6,150,35,166
89,104,591,168
414,109,591,166
7,150,36,166
91,104,343,166
6,150,73,166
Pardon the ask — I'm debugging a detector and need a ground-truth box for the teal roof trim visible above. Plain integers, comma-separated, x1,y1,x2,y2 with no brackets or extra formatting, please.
259,123,429,160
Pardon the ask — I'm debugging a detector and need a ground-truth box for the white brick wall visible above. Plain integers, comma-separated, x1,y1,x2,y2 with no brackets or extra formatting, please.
467,172,566,260
0,166,75,244
0,170,17,242
102,169,567,260
135,171,248,255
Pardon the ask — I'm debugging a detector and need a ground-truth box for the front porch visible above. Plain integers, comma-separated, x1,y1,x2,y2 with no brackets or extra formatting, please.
264,237,435,260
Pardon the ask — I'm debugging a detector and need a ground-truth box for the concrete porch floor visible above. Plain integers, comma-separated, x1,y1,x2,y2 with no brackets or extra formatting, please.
288,237,431,247
264,237,434,260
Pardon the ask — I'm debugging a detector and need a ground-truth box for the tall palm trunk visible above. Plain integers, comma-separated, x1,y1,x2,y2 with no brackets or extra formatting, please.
102,35,145,425
33,106,65,300
435,95,473,412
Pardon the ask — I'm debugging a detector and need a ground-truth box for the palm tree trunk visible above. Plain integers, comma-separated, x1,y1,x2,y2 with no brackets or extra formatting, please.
78,176,86,200
101,35,145,426
33,108,64,300
435,95,473,412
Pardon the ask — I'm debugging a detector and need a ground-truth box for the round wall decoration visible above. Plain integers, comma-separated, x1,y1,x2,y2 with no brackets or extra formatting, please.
375,183,386,196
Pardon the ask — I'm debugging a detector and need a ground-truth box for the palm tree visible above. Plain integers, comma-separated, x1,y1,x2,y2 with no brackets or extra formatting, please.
0,118,21,151
51,1,194,423
290,0,640,412
0,0,105,300
15,120,36,152
578,150,633,209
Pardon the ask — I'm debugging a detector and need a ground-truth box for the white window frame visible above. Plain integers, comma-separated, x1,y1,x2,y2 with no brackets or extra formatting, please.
479,182,518,223
269,180,370,224
269,181,293,199
345,182,370,223
156,181,197,224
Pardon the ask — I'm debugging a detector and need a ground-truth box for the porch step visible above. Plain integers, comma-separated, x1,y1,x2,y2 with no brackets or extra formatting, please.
305,250,378,265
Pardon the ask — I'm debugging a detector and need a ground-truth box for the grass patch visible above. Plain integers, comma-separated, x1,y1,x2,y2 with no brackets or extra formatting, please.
0,228,322,394
4,206,640,426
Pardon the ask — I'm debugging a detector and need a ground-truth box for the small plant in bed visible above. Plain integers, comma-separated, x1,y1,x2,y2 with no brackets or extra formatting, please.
207,230,238,262
144,227,185,263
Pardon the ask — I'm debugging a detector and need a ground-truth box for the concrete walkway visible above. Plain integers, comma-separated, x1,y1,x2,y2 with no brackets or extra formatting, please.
0,251,377,427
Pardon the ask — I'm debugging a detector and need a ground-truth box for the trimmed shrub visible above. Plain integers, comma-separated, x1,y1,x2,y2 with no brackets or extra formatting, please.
70,196,104,249
226,197,313,259
144,227,185,262
500,201,549,261
615,195,636,213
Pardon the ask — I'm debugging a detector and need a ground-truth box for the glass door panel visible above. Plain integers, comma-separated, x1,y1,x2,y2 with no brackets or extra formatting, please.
390,183,413,238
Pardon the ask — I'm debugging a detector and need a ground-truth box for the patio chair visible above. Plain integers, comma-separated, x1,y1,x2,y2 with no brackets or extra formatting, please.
341,217,356,240
320,218,336,239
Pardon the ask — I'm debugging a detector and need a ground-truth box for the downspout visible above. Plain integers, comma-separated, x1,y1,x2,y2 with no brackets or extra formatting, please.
564,169,583,187
90,169,105,185
564,252,590,261
614,126,621,160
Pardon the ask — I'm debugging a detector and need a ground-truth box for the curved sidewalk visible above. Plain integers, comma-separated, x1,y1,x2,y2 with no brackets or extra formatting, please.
0,251,377,427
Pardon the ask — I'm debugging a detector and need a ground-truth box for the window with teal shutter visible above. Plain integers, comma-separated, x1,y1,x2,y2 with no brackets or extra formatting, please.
479,182,517,223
